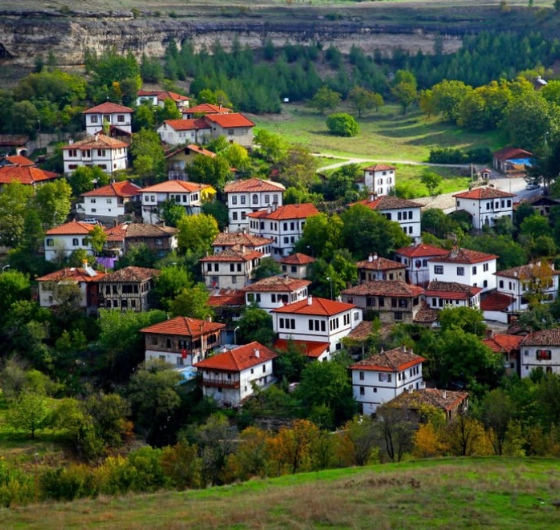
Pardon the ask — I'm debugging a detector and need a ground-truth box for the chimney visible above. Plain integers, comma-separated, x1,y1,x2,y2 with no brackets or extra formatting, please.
450,246,458,258
95,134,99,142
373,253,378,261
369,194,375,202
207,316,212,322
443,390,447,399
485,329,494,339
69,139,74,145
368,254,373,262
254,348,260,358
267,205,272,214
307,295,313,305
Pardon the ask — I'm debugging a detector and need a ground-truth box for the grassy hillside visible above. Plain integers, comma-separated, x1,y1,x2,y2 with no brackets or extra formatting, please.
2,457,560,529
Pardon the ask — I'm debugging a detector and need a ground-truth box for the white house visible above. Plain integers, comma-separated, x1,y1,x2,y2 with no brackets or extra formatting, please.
156,119,211,146
182,103,231,119
429,247,498,294
205,113,255,148
453,187,515,231
62,134,128,175
358,164,396,197
244,275,311,313
394,243,450,286
212,231,273,257
44,221,99,262
520,328,560,377
200,247,263,289
224,178,285,232
271,295,363,354
424,281,482,310
140,180,216,224
194,341,277,407
82,102,133,136
349,347,426,415
136,89,191,109
279,253,315,280
247,203,319,258
78,180,141,223
356,254,407,283
353,195,422,239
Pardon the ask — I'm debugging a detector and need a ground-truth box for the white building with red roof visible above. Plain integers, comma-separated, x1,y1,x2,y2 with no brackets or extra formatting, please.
44,221,99,262
157,118,211,146
205,112,255,148
83,102,133,136
429,247,498,294
245,275,311,313
140,180,216,223
182,103,231,119
425,281,482,310
453,187,515,231
0,166,59,188
194,341,277,407
200,247,263,289
271,295,363,354
394,243,449,286
349,346,426,414
247,203,319,258
519,328,560,377
279,253,315,280
224,178,285,232
136,89,191,109
359,164,396,197
483,332,522,376
78,180,141,222
212,231,273,258
356,253,407,283
62,134,128,175
140,316,226,367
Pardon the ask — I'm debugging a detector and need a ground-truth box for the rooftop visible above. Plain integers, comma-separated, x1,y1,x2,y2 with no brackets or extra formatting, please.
204,112,255,128
162,118,209,132
141,180,214,194
45,221,97,236
395,243,449,259
186,103,231,114
0,166,59,185
271,296,356,316
81,180,141,198
137,89,190,103
62,134,128,150
279,253,315,266
244,275,310,293
480,292,515,312
274,339,329,359
483,333,522,353
356,254,407,271
430,247,498,265
495,262,560,280
247,203,319,220
195,341,276,372
36,267,106,283
413,302,440,324
200,247,263,263
389,388,469,412
520,328,560,347
493,147,533,161
425,281,482,300
349,347,425,372
4,154,34,166
224,177,285,193
212,232,273,248
83,102,134,114
353,195,422,211
453,187,516,200
363,164,396,172
100,266,159,283
342,280,424,298
140,316,225,337
208,288,246,307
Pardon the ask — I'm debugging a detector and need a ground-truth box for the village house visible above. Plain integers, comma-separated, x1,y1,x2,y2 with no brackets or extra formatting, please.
98,266,159,312
83,102,133,136
224,178,285,232
166,144,216,181
453,187,515,231
200,247,263,289
205,113,255,148
0,154,35,167
44,221,98,262
62,134,128,175
181,103,231,119
519,328,560,377
358,164,396,197
208,289,247,339
104,223,178,258
480,291,516,324
136,89,191,110
140,180,216,224
356,254,407,283
279,253,315,280
429,247,498,294
525,195,560,218
78,180,141,223
271,295,363,354
140,316,226,367
194,341,277,407
247,203,319,258
157,119,211,146
394,243,449,286
493,147,533,174
341,281,424,324
353,195,422,239
349,347,426,415
0,165,59,188
244,275,311,313
388,388,469,422
274,338,331,362
212,231,273,257
483,332,523,376
424,281,482,310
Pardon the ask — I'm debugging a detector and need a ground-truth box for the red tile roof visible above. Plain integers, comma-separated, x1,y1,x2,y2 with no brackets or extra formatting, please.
4,155,34,166
208,288,246,307
520,328,560,347
224,178,285,193
186,103,231,115
395,243,449,259
137,90,190,103
62,134,128,150
342,281,424,298
105,223,178,243
495,262,560,280
195,341,276,372
274,339,329,359
363,164,396,172
140,316,225,337
200,248,263,263
180,144,217,158
389,388,468,412
247,203,319,221
493,147,532,161
83,102,133,114
45,221,97,235
0,166,59,185
483,333,522,353
425,281,482,300
356,255,407,271
279,253,315,266
353,195,422,211
413,302,439,324
212,232,273,248
480,292,515,312
244,275,310,293
204,112,255,128
454,187,515,200
81,180,141,198
349,347,425,372
162,118,210,132
345,320,374,341
271,296,355,316
36,267,106,283
141,180,213,194
430,247,498,264
100,266,159,283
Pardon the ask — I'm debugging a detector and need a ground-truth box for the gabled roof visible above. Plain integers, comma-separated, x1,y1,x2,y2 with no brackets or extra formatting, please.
363,164,396,172
186,103,231,115
224,177,285,193
430,247,498,264
453,187,515,200
345,320,375,342
137,89,190,103
100,266,159,283
495,262,560,280
204,112,255,128
493,147,532,161
140,180,214,194
62,134,128,150
279,253,315,266
161,118,210,132
81,180,141,198
520,328,560,347
36,267,106,283
356,255,407,271
342,281,424,298
200,247,263,263
480,292,515,312
271,296,355,316
105,223,178,242
208,288,246,307
45,221,97,236
140,316,225,337
395,243,449,259
483,333,522,353
353,195,422,211
83,102,133,114
274,339,329,359
247,203,319,221
0,166,59,185
425,281,482,300
212,232,273,248
4,154,34,166
244,275,310,293
349,347,425,372
195,341,276,372
413,302,440,324
389,388,469,412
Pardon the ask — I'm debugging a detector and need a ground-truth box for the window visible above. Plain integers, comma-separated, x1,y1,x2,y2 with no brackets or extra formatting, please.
499,280,504,289
90,116,99,124
232,196,237,205
46,238,54,247
434,265,444,275
232,212,238,221
241,196,246,205
72,238,79,246
359,371,364,381
252,194,258,205
228,129,234,135
359,387,365,396
394,312,403,321
265,194,270,203
457,266,465,276
483,263,489,272
379,373,392,382
117,114,125,123
97,149,106,157
472,266,477,275
537,350,552,361
68,149,77,157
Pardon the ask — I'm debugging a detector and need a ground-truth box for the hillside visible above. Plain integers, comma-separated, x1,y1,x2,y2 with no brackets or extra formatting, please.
2,457,560,529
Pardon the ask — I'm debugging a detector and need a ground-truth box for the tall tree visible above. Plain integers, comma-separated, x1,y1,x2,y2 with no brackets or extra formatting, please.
33,179,72,228
348,86,384,117
309,86,341,114
176,213,219,256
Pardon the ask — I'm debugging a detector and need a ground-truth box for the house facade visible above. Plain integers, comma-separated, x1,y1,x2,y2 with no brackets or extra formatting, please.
136,90,191,109
247,203,319,258
349,347,426,415
83,102,133,136
244,275,311,313
212,231,273,257
141,316,225,367
520,328,560,377
98,266,158,311
156,119,211,146
62,134,128,175
394,243,449,286
483,332,522,376
424,281,482,310
205,113,255,148
104,223,179,258
166,144,216,181
44,221,98,262
453,187,515,231
358,164,396,197
78,180,141,222
200,247,263,289
181,103,231,120
356,254,407,283
279,253,315,280
194,341,277,407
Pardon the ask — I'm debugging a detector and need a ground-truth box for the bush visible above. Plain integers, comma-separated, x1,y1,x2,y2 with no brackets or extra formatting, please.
326,113,359,137
40,465,93,502
428,147,492,164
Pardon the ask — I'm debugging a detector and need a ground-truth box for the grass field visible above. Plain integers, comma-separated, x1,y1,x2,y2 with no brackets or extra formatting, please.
2,457,559,529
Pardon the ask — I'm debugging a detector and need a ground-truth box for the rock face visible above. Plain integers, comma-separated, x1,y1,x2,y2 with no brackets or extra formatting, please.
0,10,463,70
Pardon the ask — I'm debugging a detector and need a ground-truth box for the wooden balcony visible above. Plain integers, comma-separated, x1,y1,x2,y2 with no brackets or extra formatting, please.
201,376,240,389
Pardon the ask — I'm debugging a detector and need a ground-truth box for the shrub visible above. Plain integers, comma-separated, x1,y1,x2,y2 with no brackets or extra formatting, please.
40,465,93,502
326,113,359,137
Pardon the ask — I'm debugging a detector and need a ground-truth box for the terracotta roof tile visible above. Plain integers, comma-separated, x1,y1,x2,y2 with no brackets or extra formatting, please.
493,147,532,161
186,103,231,114
224,178,285,193
345,320,374,341
122,223,178,238
204,112,255,128
350,347,425,372
36,267,106,283
0,166,59,185
162,118,210,132
274,339,329,359
141,180,214,194
363,164,396,172
495,262,560,280
279,253,315,265
454,187,515,200
100,266,159,283
425,281,482,300
137,90,190,102
342,280,424,298
413,302,439,324
395,243,449,259
4,155,34,166
62,134,128,150
200,248,263,263
353,195,422,211
212,232,273,248
356,255,407,271
83,102,133,114
208,288,246,307
81,180,141,198
480,292,515,311
247,203,319,221
389,388,469,412
245,275,310,293
45,221,97,235
140,316,225,337
271,296,356,316
195,341,276,372
164,144,216,159
483,333,522,353
520,328,560,346
430,247,498,264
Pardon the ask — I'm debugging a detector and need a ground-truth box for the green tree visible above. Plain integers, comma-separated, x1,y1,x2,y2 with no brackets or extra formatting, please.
160,199,186,227
152,266,193,311
295,213,343,260
176,213,219,256
391,81,417,115
253,257,282,280
348,86,384,118
309,249,357,299
6,390,51,439
201,201,229,231
480,388,515,455
326,113,359,137
438,306,487,337
168,284,213,320
420,170,443,196
253,129,288,163
130,129,166,182
188,156,231,190
156,98,181,122
33,179,72,228
0,182,35,247
236,307,274,345
0,270,31,315
309,86,341,114
88,225,107,255
431,79,473,122
67,166,108,196
275,145,319,190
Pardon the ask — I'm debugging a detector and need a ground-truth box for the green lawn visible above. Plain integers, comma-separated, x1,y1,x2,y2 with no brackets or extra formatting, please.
2,457,560,529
